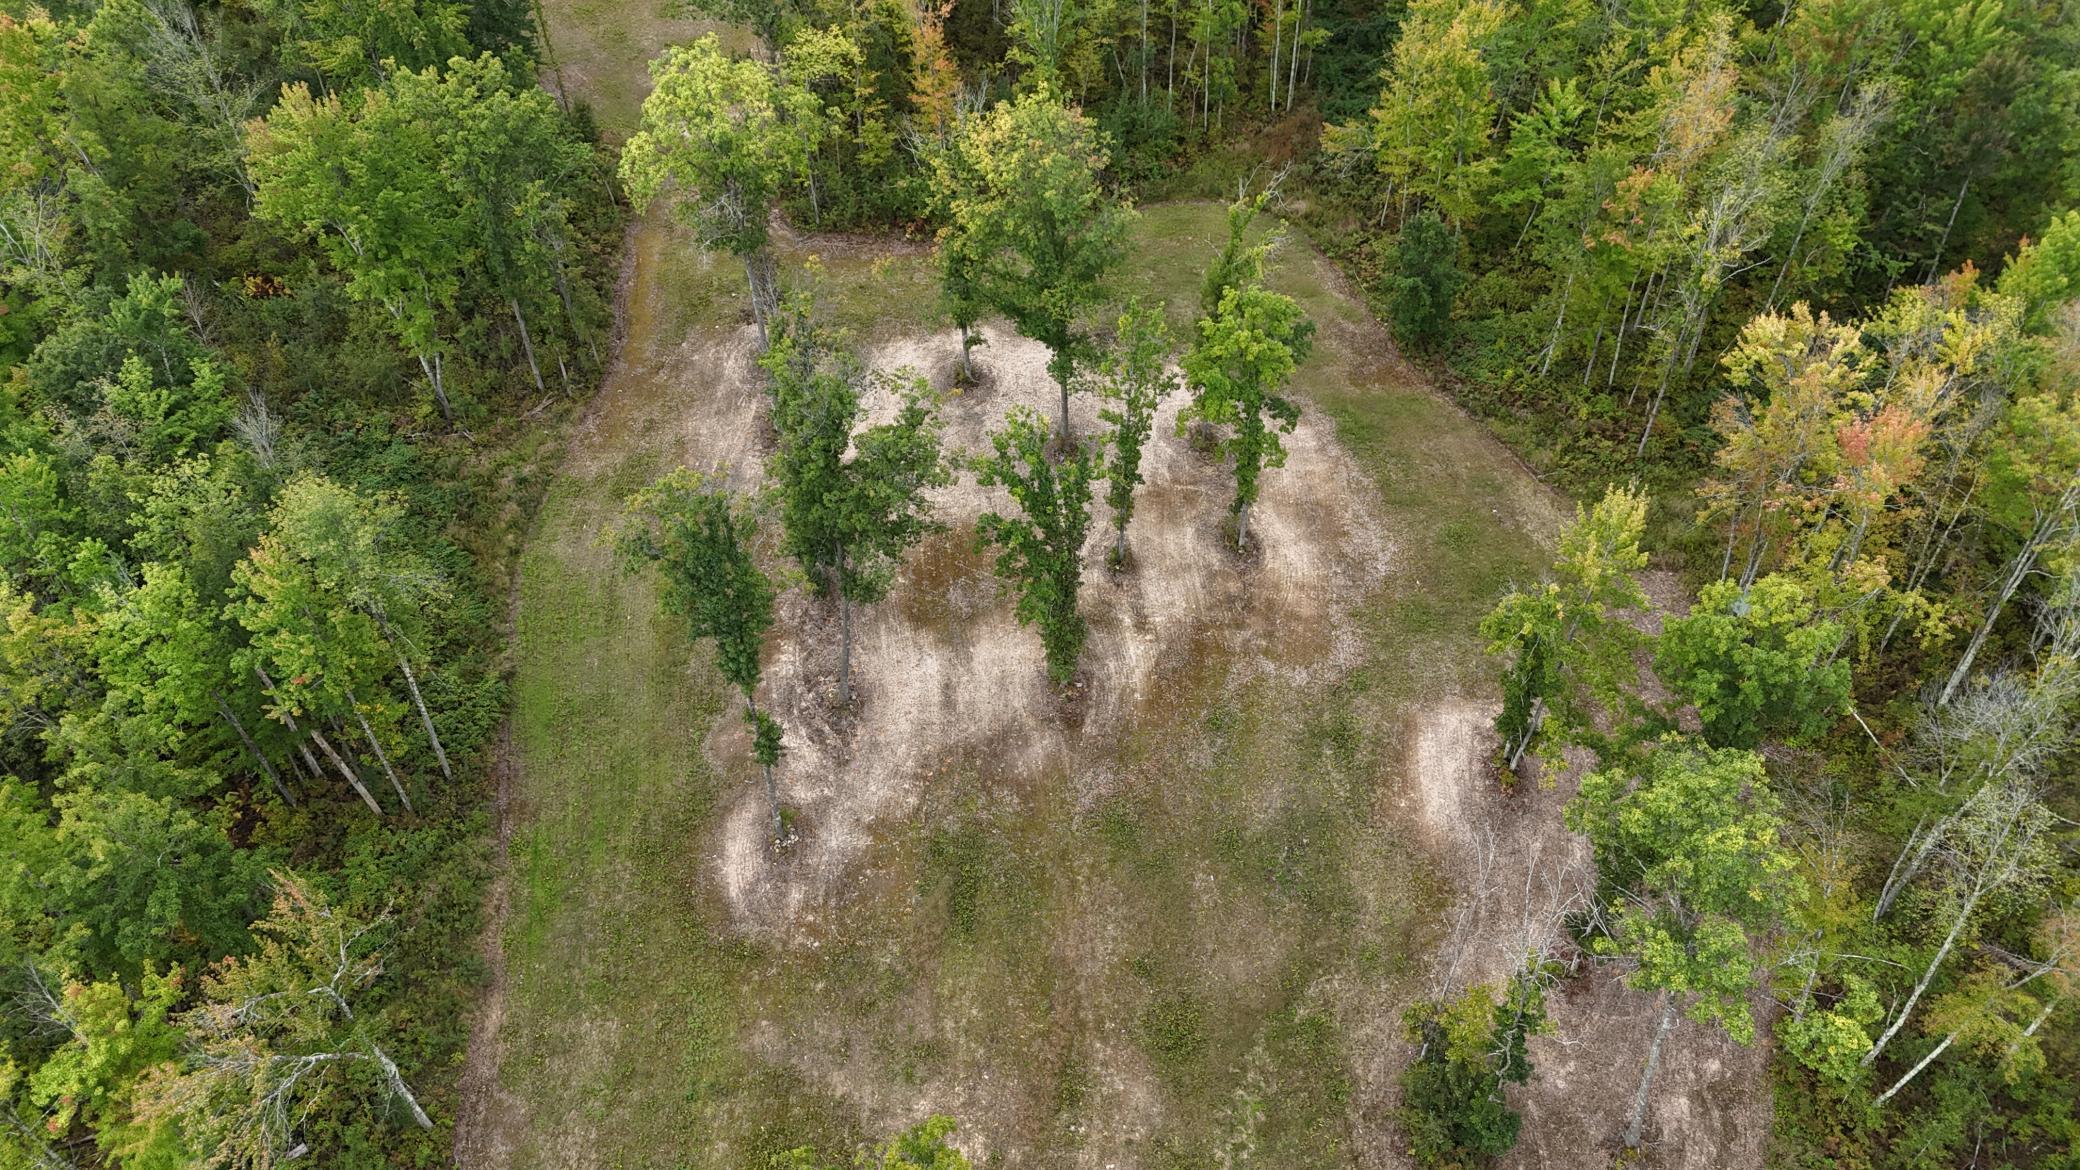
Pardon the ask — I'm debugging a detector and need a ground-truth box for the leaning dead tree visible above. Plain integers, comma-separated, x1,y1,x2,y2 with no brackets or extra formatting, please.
141,873,433,1163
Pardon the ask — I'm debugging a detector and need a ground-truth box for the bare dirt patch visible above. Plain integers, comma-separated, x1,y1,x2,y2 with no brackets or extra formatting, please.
1508,972,1774,1170
1403,701,1590,996
1394,616,1774,1167
709,322,1395,936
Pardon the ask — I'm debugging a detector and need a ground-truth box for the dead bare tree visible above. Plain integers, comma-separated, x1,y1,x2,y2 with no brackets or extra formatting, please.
1862,781,2057,1068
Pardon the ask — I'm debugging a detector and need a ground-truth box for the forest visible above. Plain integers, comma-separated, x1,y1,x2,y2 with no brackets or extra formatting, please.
0,0,2073,1167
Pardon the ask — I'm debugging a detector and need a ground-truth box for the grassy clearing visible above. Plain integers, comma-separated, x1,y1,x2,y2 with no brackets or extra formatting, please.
485,187,1556,1168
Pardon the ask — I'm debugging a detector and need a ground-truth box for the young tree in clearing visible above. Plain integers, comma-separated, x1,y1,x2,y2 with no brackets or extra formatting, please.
1181,283,1313,552
975,407,1099,685
932,90,1132,444
1480,484,1652,776
1197,189,1273,326
762,299,948,707
1096,301,1176,567
1565,739,1800,1150
616,470,786,844
936,211,989,384
620,35,814,350
138,872,434,1165
1397,963,1550,1166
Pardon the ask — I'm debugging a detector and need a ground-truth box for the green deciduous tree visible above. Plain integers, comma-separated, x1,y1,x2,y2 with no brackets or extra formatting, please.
1480,484,1652,776
1398,963,1550,1167
231,475,453,816
1096,300,1176,566
250,81,468,421
23,968,190,1169
621,35,812,349
975,407,1098,685
1657,573,1851,749
1566,738,1799,1149
932,91,1132,444
390,53,600,395
1940,382,2080,705
616,469,786,842
1367,0,1508,227
1180,283,1312,551
254,0,469,89
762,299,947,706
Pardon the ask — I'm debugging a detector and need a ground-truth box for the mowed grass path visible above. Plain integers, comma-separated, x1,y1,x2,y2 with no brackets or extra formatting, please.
490,187,1557,1166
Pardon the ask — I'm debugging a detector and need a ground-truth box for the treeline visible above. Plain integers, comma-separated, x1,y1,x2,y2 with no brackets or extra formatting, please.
1297,2,2080,1157
1449,473,2076,1167
1296,5,2078,1163
0,0,618,1163
1309,0,2076,484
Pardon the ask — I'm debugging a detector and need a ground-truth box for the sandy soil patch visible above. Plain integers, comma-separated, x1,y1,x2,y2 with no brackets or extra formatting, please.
1395,619,1771,1168
697,322,1394,936
1508,971,1774,1169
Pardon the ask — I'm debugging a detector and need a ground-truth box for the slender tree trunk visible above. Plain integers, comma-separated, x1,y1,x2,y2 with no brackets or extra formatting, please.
345,689,411,813
1625,995,1677,1149
1874,813,1945,921
1923,176,1971,284
1269,0,1282,110
1882,480,1976,651
1235,498,1251,552
256,667,383,815
370,1043,435,1129
1636,320,1687,458
216,692,293,806
1864,874,1988,1066
837,589,855,707
1286,0,1303,111
532,0,570,110
414,351,454,421
293,740,327,792
1115,520,1129,565
744,247,779,350
1874,1031,1956,1107
957,321,976,382
1505,696,1545,771
1538,272,1574,377
313,725,384,816
511,298,545,393
1168,7,1177,106
384,633,452,782
1141,0,1149,103
1941,508,2067,705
